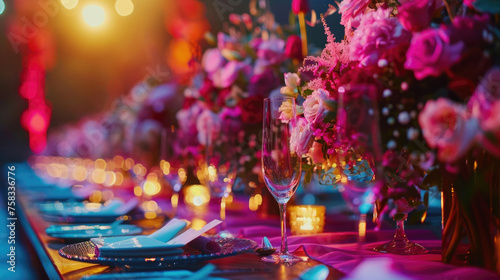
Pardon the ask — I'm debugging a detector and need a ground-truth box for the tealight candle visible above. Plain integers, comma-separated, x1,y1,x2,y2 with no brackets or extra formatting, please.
288,205,326,235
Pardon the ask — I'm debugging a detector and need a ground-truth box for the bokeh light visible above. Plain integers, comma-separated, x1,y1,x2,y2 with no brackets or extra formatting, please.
115,0,134,16
61,0,78,10
83,5,105,27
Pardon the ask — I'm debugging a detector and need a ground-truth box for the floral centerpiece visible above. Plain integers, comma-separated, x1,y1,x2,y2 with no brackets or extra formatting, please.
281,0,500,267
176,2,302,191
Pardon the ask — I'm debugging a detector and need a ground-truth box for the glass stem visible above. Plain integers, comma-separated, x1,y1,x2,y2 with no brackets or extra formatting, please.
279,203,288,255
358,213,367,259
219,197,227,232
393,216,407,242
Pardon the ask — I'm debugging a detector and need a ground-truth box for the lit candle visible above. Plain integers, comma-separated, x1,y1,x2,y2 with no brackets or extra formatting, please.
288,205,326,235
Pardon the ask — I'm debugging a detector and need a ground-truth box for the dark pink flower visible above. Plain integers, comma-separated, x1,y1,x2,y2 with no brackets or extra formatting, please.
284,35,303,61
350,9,411,66
449,15,489,46
398,0,439,32
405,28,464,80
256,38,286,68
248,69,279,97
292,0,309,14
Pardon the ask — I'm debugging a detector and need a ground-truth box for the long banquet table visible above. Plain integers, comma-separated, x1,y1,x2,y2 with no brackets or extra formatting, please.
12,163,500,280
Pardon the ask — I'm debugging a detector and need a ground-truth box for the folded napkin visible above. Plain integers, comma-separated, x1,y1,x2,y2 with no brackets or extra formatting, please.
92,218,222,258
92,218,187,258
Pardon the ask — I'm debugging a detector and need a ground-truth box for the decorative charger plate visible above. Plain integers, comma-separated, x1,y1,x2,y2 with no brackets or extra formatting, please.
59,237,258,267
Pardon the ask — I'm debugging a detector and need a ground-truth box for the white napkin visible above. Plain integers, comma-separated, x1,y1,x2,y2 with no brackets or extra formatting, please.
92,218,222,258
93,218,188,257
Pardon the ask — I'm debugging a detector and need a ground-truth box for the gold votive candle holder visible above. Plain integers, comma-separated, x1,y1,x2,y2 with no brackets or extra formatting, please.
288,205,326,235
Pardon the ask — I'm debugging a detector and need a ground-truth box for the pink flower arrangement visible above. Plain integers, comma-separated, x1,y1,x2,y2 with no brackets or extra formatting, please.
350,8,411,66
179,4,300,178
280,0,500,221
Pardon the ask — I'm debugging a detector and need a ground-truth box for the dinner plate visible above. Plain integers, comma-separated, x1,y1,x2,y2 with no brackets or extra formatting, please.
46,224,143,242
59,237,258,267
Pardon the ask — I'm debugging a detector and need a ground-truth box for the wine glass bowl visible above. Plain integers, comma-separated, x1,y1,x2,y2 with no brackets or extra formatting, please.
205,117,238,236
335,84,383,258
261,97,305,264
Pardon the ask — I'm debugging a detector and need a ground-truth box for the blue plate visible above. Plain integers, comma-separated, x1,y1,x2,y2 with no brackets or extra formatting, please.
46,224,143,242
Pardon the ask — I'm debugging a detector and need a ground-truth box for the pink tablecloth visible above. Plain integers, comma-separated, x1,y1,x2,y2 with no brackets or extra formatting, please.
236,224,499,280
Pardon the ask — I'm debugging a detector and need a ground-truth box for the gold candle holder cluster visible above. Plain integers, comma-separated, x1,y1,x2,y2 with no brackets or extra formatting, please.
288,205,326,235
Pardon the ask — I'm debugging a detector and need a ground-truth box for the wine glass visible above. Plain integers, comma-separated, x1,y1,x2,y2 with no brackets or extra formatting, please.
335,84,384,258
160,127,188,217
205,116,238,237
261,97,305,263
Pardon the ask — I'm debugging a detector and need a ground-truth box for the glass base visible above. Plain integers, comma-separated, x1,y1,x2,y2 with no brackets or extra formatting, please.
373,238,428,255
261,253,307,264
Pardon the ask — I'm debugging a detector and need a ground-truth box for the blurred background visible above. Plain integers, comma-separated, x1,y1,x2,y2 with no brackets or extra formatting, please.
0,0,342,166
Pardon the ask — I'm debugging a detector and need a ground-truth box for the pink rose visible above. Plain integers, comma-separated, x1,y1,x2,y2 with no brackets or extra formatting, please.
303,89,329,125
290,118,314,156
202,48,226,74
469,67,500,115
405,28,464,80
350,9,411,66
338,0,371,28
398,0,439,32
419,98,479,162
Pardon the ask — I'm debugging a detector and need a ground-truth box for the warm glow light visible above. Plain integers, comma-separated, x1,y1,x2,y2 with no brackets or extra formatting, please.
61,0,78,10
115,0,134,16
0,0,5,15
95,158,106,169
184,185,210,208
190,218,206,230
145,212,157,219
91,169,106,184
134,186,142,196
89,191,102,203
249,196,258,211
114,172,124,186
289,205,326,235
171,193,179,209
83,5,105,27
